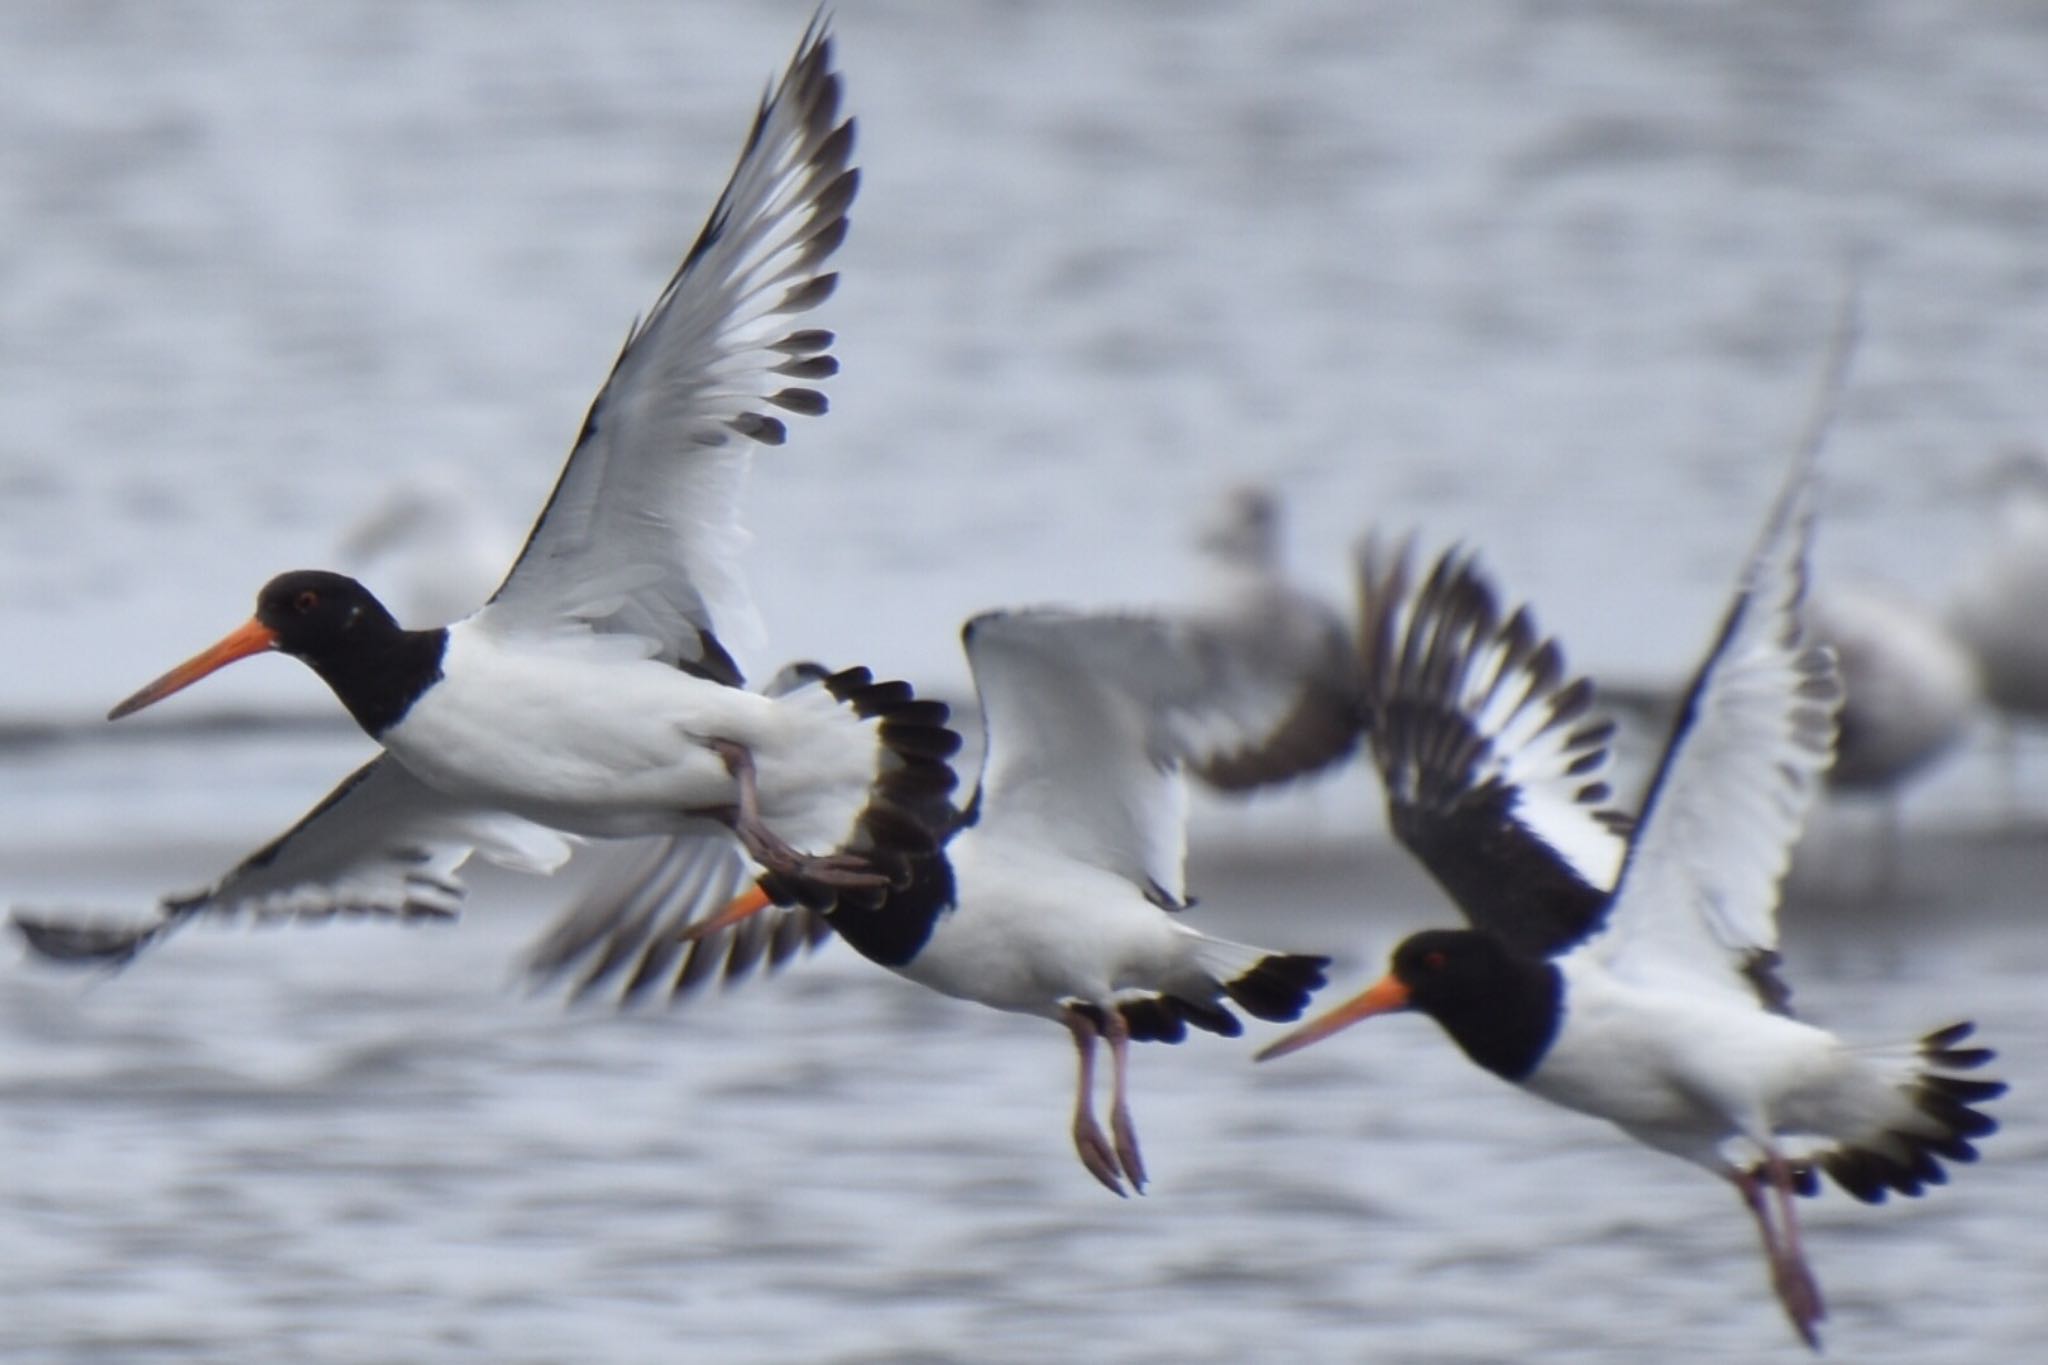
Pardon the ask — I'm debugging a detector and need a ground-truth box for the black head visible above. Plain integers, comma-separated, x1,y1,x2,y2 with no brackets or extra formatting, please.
254,570,402,664
108,568,439,736
1387,929,1519,1007
1385,928,1562,1081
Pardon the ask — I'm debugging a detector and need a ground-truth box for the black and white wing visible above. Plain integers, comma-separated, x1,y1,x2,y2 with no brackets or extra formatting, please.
964,609,1355,907
1357,536,1633,955
520,829,833,1006
473,20,855,672
1573,446,1840,1007
1187,486,1366,791
12,757,572,966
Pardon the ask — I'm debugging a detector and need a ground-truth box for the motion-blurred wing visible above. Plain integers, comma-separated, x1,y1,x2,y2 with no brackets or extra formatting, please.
475,20,855,673
964,609,1349,907
1187,486,1366,790
12,757,572,966
521,832,831,1005
1575,447,1840,1007
1188,589,1364,792
1357,536,1632,955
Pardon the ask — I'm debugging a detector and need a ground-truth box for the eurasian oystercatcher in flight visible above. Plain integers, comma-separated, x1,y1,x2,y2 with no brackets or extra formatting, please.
14,19,956,973
534,608,1342,1196
1258,442,2006,1348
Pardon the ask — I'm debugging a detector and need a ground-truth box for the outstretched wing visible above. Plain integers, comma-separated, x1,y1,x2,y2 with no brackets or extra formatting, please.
474,19,856,673
12,757,572,966
1357,536,1632,955
1573,447,1840,1006
964,609,1357,907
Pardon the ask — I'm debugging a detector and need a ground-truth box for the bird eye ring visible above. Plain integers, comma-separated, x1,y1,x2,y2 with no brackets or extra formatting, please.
295,590,319,613
1422,950,1448,971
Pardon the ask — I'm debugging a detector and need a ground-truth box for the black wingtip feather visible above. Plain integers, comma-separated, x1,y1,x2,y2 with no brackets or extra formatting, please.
729,412,787,445
1355,537,1630,959
768,387,829,416
773,328,834,355
13,911,164,966
776,272,838,314
772,355,839,381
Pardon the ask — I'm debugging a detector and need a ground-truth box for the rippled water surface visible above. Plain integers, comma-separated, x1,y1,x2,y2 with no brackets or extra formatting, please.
4,2,2047,1361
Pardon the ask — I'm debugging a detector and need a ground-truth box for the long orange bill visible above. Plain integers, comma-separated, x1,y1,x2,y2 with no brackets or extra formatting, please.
1254,972,1412,1063
107,618,280,720
676,884,775,943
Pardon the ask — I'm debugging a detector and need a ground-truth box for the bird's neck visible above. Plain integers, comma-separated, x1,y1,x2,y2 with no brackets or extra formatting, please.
1426,956,1564,1082
304,626,449,738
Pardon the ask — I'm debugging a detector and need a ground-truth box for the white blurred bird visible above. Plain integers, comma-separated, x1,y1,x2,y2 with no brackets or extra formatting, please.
334,466,518,628
1184,484,1363,790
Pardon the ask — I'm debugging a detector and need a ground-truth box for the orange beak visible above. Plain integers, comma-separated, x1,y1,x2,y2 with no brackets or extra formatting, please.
108,618,280,720
1254,971,1412,1062
676,883,776,943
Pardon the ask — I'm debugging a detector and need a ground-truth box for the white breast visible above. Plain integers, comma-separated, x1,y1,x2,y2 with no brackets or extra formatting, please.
898,832,1192,1018
383,626,752,835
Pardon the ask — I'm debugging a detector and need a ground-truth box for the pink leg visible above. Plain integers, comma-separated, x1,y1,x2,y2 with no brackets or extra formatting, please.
1103,1006,1147,1195
1062,1007,1126,1197
1728,1158,1825,1351
1763,1150,1826,1342
708,739,887,889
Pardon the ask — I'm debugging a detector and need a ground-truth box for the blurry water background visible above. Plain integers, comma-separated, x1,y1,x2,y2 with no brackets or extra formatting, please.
3,1,2046,1360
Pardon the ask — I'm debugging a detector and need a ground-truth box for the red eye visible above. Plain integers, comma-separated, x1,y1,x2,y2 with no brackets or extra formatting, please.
1422,950,1448,971
295,591,319,613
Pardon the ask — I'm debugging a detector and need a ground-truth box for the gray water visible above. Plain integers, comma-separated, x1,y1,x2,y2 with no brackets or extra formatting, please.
4,1,2047,1360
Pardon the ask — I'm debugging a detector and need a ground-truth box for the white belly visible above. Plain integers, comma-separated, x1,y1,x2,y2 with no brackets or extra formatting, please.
898,834,1193,1017
383,626,876,845
1529,962,1847,1166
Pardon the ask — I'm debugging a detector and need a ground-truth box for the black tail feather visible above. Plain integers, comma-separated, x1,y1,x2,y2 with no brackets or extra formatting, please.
1776,1021,2007,1205
1222,951,1331,1023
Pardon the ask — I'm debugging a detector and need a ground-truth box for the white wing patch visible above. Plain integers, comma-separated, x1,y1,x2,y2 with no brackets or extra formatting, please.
1576,451,1841,1001
475,22,855,669
963,610,1346,905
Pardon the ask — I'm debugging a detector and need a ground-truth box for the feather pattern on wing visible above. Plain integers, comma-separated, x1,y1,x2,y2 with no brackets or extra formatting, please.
1357,535,1633,956
13,757,572,966
522,829,830,1005
1575,448,1841,1005
477,19,855,668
